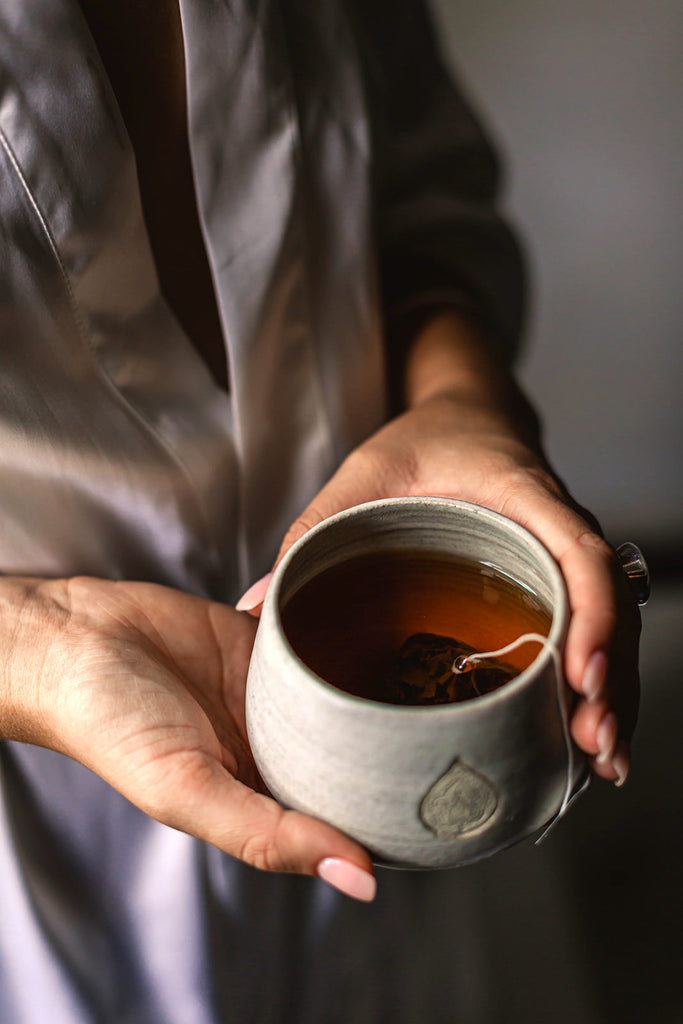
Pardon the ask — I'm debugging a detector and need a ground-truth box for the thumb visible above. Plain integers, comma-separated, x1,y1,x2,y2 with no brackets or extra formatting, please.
275,452,382,567
155,754,377,902
236,451,383,614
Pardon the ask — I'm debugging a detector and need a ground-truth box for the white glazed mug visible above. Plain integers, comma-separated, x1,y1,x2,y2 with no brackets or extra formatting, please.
246,497,586,868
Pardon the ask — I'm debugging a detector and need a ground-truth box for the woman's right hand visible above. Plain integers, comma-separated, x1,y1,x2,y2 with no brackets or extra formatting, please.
0,576,376,901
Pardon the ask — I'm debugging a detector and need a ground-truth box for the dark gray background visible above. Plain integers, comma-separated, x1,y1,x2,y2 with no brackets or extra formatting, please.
421,4,682,1021
432,0,682,560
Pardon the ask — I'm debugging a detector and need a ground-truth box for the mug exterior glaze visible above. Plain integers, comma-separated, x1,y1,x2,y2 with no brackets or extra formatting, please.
245,498,586,868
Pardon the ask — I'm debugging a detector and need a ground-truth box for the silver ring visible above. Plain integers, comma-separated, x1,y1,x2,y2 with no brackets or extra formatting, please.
616,542,650,606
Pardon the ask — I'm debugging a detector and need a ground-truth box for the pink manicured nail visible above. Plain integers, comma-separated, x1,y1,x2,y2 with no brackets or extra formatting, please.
235,572,273,612
596,712,618,765
316,858,377,902
582,650,607,702
612,745,630,787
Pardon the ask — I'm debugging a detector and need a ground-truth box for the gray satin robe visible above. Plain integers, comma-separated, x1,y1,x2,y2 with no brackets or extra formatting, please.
0,2,541,1021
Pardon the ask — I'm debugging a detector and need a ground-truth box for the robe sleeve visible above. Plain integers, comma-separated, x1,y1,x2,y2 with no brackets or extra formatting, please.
348,0,527,371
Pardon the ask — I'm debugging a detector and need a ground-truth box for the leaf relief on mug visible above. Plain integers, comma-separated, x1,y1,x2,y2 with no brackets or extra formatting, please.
420,759,499,838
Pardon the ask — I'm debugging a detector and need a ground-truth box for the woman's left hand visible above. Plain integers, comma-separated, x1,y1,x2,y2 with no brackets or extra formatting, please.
255,313,641,785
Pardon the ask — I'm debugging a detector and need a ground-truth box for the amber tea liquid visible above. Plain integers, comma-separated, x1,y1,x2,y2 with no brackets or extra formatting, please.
281,549,552,705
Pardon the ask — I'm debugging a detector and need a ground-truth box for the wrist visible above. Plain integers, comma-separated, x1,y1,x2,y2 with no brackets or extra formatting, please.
0,577,68,745
403,311,542,447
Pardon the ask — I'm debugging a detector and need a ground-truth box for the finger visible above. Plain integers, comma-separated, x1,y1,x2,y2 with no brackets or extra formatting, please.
274,451,386,567
235,572,273,616
570,700,630,786
558,533,640,744
150,753,377,902
236,455,381,615
498,488,640,763
569,699,623,783
503,491,638,686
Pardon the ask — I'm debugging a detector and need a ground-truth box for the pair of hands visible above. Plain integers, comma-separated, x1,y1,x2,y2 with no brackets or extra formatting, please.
1,316,640,902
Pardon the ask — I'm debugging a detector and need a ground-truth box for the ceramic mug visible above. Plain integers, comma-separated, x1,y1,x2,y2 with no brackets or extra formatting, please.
245,497,586,868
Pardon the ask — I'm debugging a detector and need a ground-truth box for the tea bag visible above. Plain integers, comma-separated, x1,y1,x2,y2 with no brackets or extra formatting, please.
383,632,518,706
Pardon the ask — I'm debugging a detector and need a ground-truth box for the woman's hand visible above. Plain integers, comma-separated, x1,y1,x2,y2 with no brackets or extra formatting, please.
0,576,376,900
264,313,640,785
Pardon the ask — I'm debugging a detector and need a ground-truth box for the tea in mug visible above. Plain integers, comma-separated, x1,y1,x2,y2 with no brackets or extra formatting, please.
280,548,552,706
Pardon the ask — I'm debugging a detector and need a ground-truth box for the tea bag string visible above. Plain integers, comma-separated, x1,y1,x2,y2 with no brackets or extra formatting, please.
452,632,583,838
451,632,550,676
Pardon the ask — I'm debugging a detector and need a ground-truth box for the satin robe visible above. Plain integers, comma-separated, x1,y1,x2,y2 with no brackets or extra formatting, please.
0,1,529,1020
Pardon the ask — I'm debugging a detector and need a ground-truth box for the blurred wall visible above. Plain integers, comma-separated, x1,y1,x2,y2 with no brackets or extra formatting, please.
422,14,682,1021
430,0,682,560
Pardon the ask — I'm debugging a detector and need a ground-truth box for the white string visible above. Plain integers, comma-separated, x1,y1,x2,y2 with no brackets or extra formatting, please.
451,632,550,674
452,632,581,839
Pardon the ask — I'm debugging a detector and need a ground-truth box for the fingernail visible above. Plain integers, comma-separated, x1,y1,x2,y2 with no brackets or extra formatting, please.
612,744,630,787
596,711,618,765
316,858,377,902
582,650,607,702
236,572,273,612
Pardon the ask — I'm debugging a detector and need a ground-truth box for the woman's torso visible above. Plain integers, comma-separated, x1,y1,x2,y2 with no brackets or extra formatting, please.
0,2,386,1020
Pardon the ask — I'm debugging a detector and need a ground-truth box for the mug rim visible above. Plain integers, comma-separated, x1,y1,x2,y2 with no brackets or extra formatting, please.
265,496,569,718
